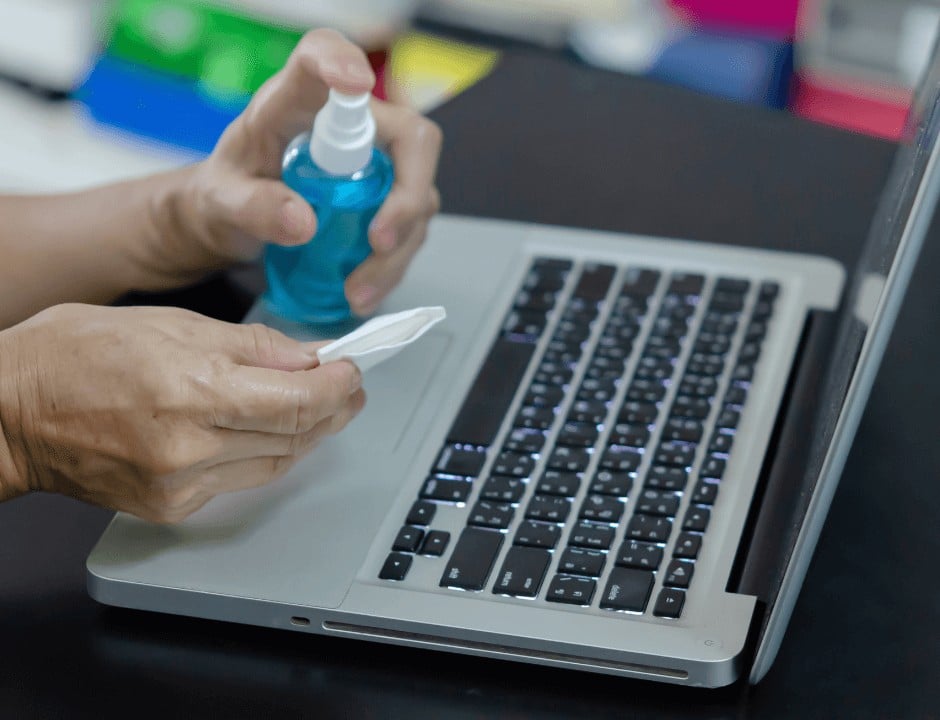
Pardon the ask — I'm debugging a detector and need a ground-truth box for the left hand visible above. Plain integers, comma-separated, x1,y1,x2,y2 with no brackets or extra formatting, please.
153,29,442,316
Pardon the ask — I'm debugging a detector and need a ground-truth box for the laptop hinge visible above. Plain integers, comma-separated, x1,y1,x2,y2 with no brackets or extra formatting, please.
726,308,839,608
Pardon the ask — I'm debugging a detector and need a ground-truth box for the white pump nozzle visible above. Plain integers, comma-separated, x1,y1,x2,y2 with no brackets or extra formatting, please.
309,90,376,176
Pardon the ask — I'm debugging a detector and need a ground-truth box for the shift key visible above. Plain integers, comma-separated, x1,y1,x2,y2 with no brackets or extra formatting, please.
440,527,505,590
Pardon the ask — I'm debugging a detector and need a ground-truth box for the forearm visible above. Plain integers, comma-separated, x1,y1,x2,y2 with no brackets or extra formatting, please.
0,329,28,501
0,165,204,329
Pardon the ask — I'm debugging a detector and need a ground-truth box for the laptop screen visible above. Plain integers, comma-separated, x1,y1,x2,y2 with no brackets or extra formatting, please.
751,39,940,681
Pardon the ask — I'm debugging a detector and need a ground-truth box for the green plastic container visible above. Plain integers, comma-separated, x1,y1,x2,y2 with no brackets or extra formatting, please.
106,0,302,102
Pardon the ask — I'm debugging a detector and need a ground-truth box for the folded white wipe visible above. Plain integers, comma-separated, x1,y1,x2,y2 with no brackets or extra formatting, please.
315,306,447,372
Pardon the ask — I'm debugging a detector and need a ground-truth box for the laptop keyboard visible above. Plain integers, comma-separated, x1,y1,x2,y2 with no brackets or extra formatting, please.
378,257,779,620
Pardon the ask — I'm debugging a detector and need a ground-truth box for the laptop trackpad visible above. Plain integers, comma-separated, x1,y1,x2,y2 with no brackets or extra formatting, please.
88,332,451,611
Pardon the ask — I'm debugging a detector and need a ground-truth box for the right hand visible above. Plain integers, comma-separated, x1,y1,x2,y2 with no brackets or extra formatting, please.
0,304,364,522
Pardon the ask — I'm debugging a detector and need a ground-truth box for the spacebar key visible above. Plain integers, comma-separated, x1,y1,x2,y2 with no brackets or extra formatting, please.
447,338,536,446
440,527,505,590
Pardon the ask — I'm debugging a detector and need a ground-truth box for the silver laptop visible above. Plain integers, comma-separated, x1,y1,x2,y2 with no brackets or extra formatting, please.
86,44,940,688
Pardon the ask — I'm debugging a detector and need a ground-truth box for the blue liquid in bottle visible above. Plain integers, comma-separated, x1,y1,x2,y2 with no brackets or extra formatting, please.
264,133,393,324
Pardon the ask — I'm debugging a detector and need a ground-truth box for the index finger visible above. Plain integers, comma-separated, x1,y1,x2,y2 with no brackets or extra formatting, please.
211,360,362,434
236,29,376,166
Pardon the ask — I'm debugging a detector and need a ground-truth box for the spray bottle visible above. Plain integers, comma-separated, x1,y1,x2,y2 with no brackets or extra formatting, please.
264,90,393,324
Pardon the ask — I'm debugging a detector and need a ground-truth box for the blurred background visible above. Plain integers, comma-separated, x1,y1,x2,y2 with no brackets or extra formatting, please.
0,0,937,194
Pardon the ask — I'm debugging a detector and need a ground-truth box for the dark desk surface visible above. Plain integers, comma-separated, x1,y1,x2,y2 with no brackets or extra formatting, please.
2,51,938,719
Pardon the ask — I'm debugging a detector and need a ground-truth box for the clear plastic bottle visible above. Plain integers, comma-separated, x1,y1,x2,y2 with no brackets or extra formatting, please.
264,91,393,324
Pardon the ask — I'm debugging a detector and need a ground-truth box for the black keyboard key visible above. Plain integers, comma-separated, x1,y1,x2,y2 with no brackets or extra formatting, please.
745,321,768,343
440,528,504,590
724,385,748,406
752,299,774,320
492,451,536,478
406,500,436,526
662,417,704,443
558,547,606,577
526,495,572,523
701,456,727,479
379,553,412,581
515,405,556,430
579,495,625,523
674,532,703,559
599,445,642,472
671,395,711,420
589,470,633,497
577,377,618,403
514,520,562,549
759,280,779,299
619,401,658,425
573,263,616,301
420,530,450,556
593,342,631,362
683,506,711,532
546,574,596,605
653,440,696,468
421,476,473,503
527,258,571,291
481,475,527,503
468,500,515,529
537,470,581,497
608,423,650,447
663,560,694,588
626,514,674,542
691,480,718,505
392,526,425,553
655,442,696,468
533,363,574,387
448,338,536,446
557,421,600,447
568,399,609,425
621,268,660,297
738,342,761,364
435,444,488,477
731,365,754,383
524,383,565,408
616,540,664,570
548,446,592,473
716,277,751,294
668,273,705,296
635,489,680,517
569,521,616,550
503,309,547,338
513,289,558,314
492,546,551,597
646,465,690,491
600,568,655,612
653,588,686,618
626,379,667,403
709,292,745,313
503,428,547,454
709,432,734,454
717,408,742,429
679,375,719,398
635,356,675,381
685,358,725,377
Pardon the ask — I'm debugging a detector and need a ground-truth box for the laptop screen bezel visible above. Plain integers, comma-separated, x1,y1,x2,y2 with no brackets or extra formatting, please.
749,49,940,683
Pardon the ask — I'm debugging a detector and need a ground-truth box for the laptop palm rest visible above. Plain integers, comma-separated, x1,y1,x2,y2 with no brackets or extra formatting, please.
88,331,452,611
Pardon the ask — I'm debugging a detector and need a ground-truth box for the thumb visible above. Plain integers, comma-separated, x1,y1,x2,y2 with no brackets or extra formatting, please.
217,321,319,371
213,177,317,247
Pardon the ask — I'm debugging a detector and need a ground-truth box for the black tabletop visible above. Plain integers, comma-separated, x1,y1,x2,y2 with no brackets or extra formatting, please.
2,50,938,719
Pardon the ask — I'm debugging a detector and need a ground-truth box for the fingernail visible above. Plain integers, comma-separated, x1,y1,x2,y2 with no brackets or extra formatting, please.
348,362,363,393
347,62,374,83
281,199,309,237
319,60,341,78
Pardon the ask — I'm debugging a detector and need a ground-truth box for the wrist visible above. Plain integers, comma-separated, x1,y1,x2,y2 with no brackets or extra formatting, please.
0,328,31,501
132,165,226,292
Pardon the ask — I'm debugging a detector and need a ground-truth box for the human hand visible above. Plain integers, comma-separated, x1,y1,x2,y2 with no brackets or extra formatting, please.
0,304,364,521
146,28,442,316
